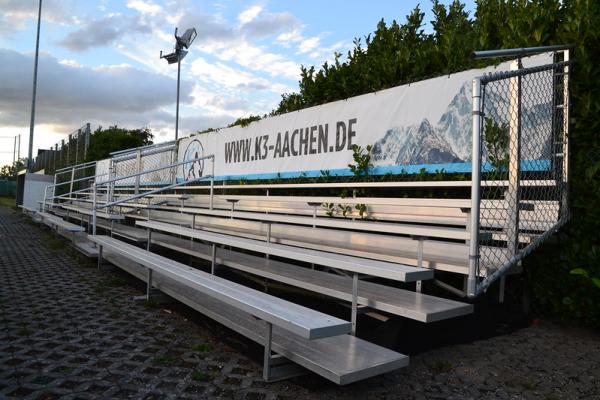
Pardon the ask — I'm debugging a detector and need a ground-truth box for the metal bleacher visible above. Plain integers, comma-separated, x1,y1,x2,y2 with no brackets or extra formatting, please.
29,45,572,385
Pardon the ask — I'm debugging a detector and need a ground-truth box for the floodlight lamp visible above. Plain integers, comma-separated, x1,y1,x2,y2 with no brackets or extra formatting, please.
178,28,197,49
160,51,180,64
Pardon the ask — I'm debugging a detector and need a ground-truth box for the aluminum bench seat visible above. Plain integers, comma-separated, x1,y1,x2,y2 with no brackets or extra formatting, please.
18,205,38,214
96,221,149,243
178,208,470,241
135,209,508,274
37,212,85,233
61,204,124,220
136,220,433,282
150,233,473,322
102,249,409,385
90,235,351,340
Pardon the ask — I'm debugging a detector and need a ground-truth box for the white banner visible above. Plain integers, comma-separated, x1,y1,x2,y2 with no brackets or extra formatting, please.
171,53,551,182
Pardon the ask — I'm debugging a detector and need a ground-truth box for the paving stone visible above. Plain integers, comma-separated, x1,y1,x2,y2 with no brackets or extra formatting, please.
1,206,600,399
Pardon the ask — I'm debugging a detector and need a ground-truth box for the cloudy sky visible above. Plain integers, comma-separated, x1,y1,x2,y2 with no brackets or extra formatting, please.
0,0,475,166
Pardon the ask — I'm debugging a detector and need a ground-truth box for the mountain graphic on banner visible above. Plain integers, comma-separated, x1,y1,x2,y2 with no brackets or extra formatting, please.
371,119,461,165
372,82,472,165
372,80,555,167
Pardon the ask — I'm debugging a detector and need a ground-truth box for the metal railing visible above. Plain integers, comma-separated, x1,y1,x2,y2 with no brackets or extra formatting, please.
91,154,215,236
33,123,91,174
110,141,177,189
468,45,571,298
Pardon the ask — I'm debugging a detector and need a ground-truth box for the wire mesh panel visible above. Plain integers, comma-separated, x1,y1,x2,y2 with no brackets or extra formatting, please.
111,142,176,188
33,123,91,174
475,57,570,287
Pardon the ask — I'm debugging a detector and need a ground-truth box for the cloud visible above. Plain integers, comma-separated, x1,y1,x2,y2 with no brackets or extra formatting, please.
126,0,162,15
276,28,304,47
59,14,151,52
241,11,299,39
238,5,263,25
0,48,191,131
298,36,321,54
190,57,290,94
0,0,78,37
200,39,301,80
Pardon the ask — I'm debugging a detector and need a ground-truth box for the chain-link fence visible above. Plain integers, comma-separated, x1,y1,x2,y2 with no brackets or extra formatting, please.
472,55,571,295
33,123,91,174
110,141,177,188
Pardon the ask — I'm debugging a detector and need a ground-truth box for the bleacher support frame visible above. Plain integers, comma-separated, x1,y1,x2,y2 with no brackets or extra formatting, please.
30,43,573,385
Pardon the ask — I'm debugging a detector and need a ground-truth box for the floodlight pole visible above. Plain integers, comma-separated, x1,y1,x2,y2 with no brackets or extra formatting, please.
28,0,42,172
175,58,181,142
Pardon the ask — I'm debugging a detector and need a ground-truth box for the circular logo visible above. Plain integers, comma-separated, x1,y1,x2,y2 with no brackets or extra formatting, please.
182,139,204,180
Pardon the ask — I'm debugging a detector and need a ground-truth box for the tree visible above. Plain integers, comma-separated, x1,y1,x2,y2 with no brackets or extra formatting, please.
85,125,154,162
0,159,26,179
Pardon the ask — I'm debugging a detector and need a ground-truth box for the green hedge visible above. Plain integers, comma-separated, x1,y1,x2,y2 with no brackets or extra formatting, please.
264,0,599,327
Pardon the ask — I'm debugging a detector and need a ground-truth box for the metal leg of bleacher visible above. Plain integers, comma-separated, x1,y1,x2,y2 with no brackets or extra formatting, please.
97,245,103,269
265,222,271,260
262,320,305,382
351,272,358,336
209,244,215,274
146,269,153,300
412,235,426,293
499,276,506,303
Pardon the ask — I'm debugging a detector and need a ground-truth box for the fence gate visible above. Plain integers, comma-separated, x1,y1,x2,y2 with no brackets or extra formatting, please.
469,48,571,297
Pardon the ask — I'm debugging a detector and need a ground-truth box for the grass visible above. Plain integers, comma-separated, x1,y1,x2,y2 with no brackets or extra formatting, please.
520,377,537,390
427,360,453,374
17,327,32,337
93,276,127,293
151,355,177,367
143,299,161,309
191,370,210,382
0,196,16,208
191,342,212,353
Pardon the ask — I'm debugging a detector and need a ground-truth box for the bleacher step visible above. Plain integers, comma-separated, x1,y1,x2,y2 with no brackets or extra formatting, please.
151,233,473,322
103,250,409,385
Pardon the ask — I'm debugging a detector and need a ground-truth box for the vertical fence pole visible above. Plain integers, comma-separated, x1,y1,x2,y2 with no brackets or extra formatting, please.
468,78,483,298
84,123,90,161
506,61,522,256
92,183,97,236
501,60,523,303
209,156,215,210
69,166,75,196
135,149,142,195
561,50,570,219
42,185,48,211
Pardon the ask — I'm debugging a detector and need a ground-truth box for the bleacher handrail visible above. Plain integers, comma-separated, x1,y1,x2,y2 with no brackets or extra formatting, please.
54,160,97,175
472,44,573,59
109,140,176,157
100,179,557,193
91,154,215,236
96,154,214,186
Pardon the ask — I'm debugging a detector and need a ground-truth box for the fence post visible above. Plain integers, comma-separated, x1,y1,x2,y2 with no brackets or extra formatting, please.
561,50,570,219
75,129,81,164
210,156,215,210
506,60,522,260
69,166,75,196
468,78,483,298
84,123,91,161
92,183,97,236
135,149,141,195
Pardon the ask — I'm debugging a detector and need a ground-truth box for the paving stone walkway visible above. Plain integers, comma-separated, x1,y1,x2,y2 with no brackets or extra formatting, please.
1,205,599,399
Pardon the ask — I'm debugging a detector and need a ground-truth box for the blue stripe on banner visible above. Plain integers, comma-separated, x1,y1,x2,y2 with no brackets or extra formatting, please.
174,160,551,183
